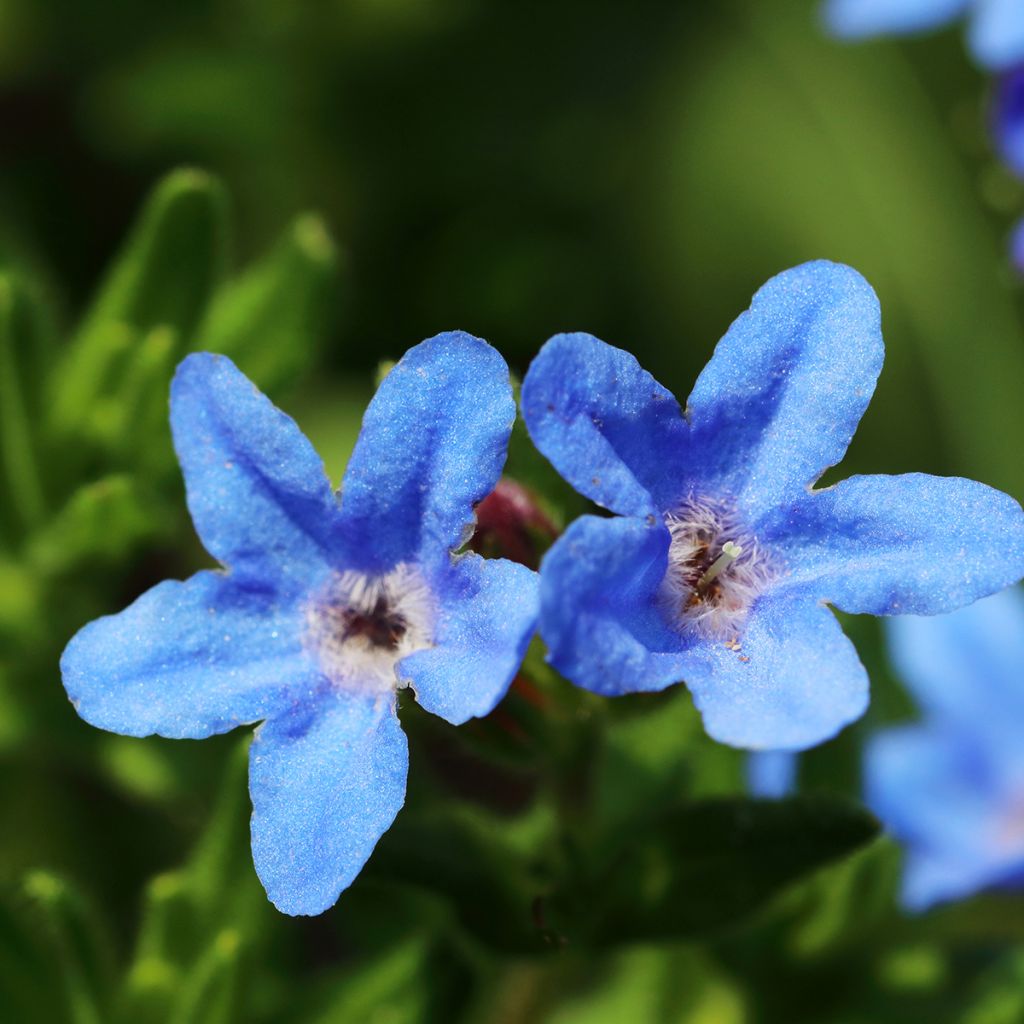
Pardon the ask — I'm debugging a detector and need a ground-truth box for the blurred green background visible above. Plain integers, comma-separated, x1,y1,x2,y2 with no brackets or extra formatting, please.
3,0,1024,1021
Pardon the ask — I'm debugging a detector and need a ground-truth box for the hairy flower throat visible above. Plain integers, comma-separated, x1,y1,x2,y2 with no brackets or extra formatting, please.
661,499,776,640
306,564,435,692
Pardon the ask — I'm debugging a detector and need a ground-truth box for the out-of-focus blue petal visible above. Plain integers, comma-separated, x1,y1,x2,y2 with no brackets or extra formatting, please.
1011,218,1024,273
538,515,691,695
521,333,689,517
399,554,539,725
886,589,1024,755
250,692,407,916
683,262,883,524
824,0,968,38
61,571,317,739
864,726,1022,910
746,750,799,798
683,594,869,750
339,332,515,575
993,68,1024,178
171,353,339,592
771,473,1024,615
970,0,1024,70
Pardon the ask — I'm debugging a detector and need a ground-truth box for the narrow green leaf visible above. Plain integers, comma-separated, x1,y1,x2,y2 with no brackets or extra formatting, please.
21,870,118,1024
25,474,167,576
305,937,434,1024
50,168,228,438
168,929,241,1024
548,795,881,946
88,326,178,466
199,212,337,392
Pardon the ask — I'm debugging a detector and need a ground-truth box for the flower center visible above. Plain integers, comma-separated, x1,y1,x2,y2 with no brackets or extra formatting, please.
660,498,776,642
306,563,435,692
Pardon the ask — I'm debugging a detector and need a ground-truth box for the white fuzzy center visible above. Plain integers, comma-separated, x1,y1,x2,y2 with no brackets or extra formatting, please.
660,498,776,642
305,563,435,693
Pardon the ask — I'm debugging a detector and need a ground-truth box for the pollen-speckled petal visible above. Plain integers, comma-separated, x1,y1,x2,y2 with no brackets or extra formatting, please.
537,514,692,696
682,593,869,751
399,553,539,725
339,332,515,574
767,473,1024,616
683,261,884,522
250,691,407,916
521,332,688,517
171,352,340,591
61,570,319,739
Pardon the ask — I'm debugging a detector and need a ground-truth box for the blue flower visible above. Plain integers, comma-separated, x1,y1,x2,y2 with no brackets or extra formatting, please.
994,67,1024,178
824,0,1024,71
747,751,799,799
521,261,1024,751
866,588,1024,910
60,334,539,916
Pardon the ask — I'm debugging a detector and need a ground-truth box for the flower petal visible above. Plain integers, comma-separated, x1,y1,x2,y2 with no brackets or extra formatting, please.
885,588,1024,755
171,353,339,590
746,750,799,798
970,0,1024,71
865,726,1016,910
250,692,407,916
339,332,515,574
683,262,883,522
771,473,1024,615
537,514,691,695
823,0,968,39
399,554,539,725
61,571,316,739
993,68,1024,178
684,594,869,751
521,333,688,517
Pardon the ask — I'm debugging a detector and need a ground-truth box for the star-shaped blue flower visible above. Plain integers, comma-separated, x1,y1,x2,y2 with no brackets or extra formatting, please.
824,0,1024,71
867,588,1024,909
520,261,1024,751
61,333,539,915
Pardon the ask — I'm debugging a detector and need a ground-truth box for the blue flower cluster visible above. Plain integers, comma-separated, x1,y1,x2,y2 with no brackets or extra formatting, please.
825,0,1024,269
867,588,1024,910
825,0,1024,71
61,261,1024,914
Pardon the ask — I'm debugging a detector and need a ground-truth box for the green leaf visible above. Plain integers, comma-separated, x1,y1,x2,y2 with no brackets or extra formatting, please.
199,212,337,392
542,947,745,1024
0,274,47,537
548,795,882,946
962,948,1024,1024
304,937,435,1024
25,474,168,576
20,870,118,1024
49,168,228,439
773,836,902,957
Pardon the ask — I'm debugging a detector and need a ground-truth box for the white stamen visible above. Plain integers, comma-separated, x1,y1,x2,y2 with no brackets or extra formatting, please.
697,541,743,592
305,562,435,693
660,498,777,640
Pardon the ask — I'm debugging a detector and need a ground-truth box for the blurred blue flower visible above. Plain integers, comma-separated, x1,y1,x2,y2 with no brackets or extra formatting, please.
61,335,539,916
747,751,799,799
521,261,1024,751
824,0,1024,71
994,67,1024,177
867,588,1024,910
